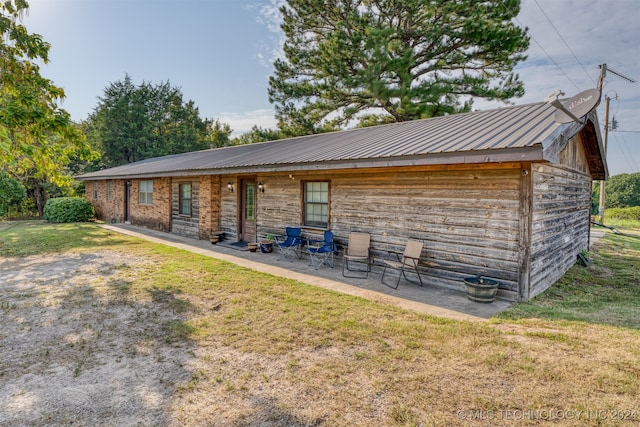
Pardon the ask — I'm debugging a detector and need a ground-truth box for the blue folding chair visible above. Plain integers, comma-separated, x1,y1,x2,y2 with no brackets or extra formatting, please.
307,230,338,270
274,227,303,261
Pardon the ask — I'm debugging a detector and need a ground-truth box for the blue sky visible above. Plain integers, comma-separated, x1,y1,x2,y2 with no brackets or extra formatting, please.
26,0,639,176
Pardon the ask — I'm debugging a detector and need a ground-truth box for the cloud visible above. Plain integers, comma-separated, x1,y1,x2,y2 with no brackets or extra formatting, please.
218,109,278,136
243,0,639,174
249,0,286,67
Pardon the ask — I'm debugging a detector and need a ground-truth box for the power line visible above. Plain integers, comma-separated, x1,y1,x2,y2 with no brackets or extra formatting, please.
617,133,639,172
513,17,581,91
533,0,596,86
614,134,638,173
496,1,583,91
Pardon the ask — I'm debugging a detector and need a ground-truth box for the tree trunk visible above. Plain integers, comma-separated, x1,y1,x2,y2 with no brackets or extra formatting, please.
33,181,47,218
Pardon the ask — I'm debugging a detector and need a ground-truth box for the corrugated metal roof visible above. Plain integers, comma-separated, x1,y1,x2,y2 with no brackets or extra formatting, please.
76,101,576,180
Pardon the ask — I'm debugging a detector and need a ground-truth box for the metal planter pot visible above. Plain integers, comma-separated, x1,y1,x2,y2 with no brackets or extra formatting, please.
464,276,499,303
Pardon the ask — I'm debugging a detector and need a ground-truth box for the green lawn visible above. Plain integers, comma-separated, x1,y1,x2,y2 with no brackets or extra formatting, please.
499,227,640,328
1,220,639,426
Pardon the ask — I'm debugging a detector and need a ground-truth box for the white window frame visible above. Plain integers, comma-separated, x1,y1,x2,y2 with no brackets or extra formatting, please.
303,181,329,228
139,180,153,205
179,183,192,216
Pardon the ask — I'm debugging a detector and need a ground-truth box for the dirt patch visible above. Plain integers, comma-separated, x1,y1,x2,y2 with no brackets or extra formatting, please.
0,251,192,426
3,245,639,426
0,250,376,426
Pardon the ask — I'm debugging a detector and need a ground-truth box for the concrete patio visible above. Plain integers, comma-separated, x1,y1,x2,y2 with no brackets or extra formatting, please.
102,224,516,321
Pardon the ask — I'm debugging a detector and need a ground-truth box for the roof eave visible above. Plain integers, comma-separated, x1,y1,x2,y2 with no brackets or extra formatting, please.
75,147,544,180
540,110,608,180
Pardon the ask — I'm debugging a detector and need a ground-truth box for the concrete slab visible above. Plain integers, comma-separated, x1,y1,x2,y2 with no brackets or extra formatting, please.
101,224,514,322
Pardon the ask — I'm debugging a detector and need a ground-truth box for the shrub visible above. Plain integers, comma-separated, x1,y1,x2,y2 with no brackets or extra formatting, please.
0,172,27,217
44,197,95,223
606,206,640,221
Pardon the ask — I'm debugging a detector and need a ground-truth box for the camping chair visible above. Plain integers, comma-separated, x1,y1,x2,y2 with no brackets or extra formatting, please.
342,231,371,278
308,230,338,270
274,227,303,261
381,239,424,289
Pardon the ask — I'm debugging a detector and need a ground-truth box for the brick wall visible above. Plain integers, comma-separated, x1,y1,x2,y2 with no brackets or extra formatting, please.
85,179,125,223
130,178,171,232
198,175,221,239
86,178,171,232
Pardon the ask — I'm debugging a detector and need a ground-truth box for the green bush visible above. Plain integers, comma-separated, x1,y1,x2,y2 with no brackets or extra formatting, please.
44,197,95,223
0,172,27,217
606,206,640,221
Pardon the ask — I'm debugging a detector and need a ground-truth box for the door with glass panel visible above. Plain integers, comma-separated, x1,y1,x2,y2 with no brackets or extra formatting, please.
240,179,257,243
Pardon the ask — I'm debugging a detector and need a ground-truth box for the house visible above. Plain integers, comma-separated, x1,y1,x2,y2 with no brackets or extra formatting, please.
76,101,607,301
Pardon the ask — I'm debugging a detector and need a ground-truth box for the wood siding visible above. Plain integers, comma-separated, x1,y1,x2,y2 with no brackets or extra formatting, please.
337,168,522,299
559,134,590,175
529,160,591,299
86,138,593,303
171,178,200,239
220,178,239,241
249,165,524,299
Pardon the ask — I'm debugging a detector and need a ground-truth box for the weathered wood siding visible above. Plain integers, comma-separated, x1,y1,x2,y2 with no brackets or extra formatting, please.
171,178,200,239
256,176,303,235
336,167,523,299
528,137,592,299
246,165,524,299
220,178,239,241
559,134,590,175
214,141,591,302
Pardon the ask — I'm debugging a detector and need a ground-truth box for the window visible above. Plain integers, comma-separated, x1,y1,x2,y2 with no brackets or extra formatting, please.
93,182,98,199
245,182,255,221
304,181,329,228
106,180,113,201
139,180,153,205
179,183,191,216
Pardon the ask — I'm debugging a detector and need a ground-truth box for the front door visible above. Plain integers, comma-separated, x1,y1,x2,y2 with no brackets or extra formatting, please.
239,178,257,243
124,181,131,223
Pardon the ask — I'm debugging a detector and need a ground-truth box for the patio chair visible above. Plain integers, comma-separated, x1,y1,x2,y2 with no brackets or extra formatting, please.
274,227,303,261
381,239,424,289
308,230,338,270
342,231,371,278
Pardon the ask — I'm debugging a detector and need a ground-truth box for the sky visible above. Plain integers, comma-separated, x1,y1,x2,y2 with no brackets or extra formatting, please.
24,0,640,177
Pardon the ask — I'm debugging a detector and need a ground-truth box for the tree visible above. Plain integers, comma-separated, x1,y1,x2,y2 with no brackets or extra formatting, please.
269,0,530,135
606,173,640,208
87,75,232,167
204,119,233,149
0,172,26,217
0,0,95,215
592,173,640,213
232,125,283,145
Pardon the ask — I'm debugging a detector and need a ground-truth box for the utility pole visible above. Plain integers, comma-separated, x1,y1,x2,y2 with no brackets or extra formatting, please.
598,95,610,223
596,64,636,224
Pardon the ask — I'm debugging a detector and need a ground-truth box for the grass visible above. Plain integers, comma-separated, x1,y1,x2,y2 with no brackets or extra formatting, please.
0,220,137,256
498,226,640,328
2,220,639,426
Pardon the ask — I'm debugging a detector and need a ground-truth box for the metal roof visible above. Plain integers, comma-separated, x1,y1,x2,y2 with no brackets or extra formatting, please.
76,101,602,180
